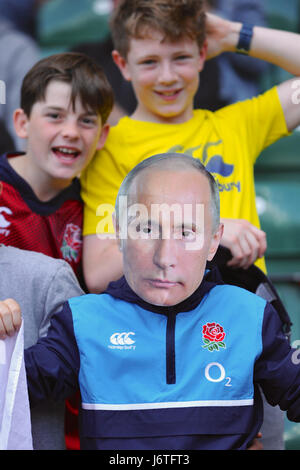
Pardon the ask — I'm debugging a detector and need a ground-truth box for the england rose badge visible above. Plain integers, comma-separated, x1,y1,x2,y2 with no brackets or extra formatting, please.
202,322,226,352
60,223,82,262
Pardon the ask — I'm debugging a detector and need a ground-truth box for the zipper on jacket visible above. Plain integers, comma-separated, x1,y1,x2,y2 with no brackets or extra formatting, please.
166,311,176,384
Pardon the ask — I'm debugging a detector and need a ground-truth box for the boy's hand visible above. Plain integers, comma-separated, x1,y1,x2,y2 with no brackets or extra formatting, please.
205,12,241,60
0,299,22,340
220,218,267,269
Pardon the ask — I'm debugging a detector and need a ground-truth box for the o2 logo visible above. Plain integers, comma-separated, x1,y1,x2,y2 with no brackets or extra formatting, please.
205,362,232,387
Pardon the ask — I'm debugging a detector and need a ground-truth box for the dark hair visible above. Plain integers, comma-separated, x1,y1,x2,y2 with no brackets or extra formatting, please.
110,0,206,58
20,52,114,123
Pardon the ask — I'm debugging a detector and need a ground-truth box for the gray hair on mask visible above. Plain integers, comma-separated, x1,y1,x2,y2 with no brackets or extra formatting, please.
115,152,220,233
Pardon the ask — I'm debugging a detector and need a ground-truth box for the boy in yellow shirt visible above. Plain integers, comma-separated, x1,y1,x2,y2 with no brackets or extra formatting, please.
81,0,300,294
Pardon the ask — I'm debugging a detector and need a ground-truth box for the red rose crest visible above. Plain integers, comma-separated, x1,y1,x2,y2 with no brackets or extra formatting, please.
61,223,82,262
202,322,226,352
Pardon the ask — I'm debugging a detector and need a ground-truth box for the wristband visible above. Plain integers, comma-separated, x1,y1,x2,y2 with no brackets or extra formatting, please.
236,23,254,55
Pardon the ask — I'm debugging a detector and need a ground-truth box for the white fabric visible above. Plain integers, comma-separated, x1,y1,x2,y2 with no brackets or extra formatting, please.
0,322,32,450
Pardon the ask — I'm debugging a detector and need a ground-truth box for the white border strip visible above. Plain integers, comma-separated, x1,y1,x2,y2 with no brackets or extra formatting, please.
82,399,253,411
0,323,24,449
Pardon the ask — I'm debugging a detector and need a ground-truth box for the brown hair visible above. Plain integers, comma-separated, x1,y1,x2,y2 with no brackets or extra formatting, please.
20,52,114,123
110,0,206,58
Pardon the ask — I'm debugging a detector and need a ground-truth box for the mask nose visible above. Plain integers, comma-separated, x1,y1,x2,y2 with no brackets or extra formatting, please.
153,238,177,270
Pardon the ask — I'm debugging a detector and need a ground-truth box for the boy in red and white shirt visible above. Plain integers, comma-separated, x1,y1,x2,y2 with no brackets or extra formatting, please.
0,52,112,285
0,52,113,449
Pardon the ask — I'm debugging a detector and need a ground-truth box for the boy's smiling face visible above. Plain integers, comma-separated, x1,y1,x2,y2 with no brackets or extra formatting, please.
14,80,109,187
113,30,206,124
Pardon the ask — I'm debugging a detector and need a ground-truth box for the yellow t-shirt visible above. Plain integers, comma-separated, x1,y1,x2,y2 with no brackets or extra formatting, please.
80,87,290,272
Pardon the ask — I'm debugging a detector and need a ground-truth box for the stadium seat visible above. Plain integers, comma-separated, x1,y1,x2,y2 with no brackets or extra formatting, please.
37,0,112,49
264,0,299,32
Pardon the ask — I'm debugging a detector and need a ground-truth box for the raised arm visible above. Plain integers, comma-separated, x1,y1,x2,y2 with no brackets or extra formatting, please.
204,13,300,269
205,12,300,131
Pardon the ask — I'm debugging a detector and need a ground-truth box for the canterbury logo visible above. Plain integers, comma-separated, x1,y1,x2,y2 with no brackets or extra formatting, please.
108,332,136,350
110,332,135,345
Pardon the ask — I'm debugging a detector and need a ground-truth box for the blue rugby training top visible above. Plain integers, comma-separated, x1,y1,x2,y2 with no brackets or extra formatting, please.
25,270,300,450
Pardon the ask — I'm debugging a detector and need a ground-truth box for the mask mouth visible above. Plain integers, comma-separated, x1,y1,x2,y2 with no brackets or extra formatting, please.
147,278,182,287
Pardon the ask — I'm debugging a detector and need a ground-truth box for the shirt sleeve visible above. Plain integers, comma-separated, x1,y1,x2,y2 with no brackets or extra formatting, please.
254,302,300,422
215,87,291,165
25,302,80,407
